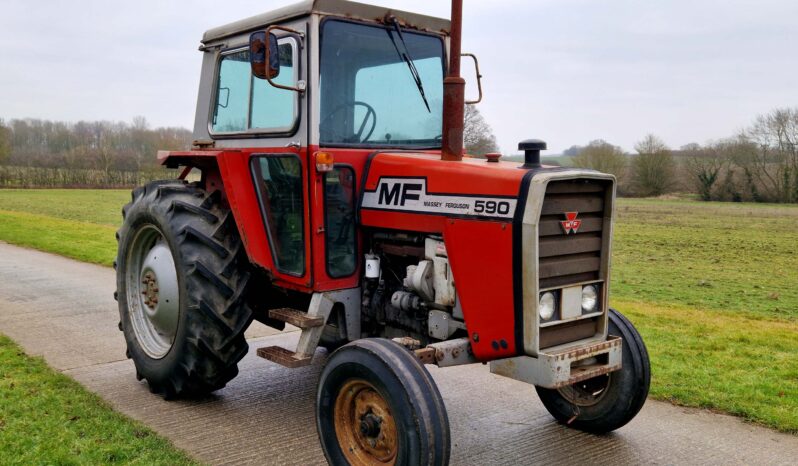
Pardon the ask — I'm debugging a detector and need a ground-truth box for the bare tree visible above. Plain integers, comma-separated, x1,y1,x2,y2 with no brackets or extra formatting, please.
683,142,726,201
463,105,499,156
132,116,149,131
0,119,11,164
572,139,628,178
740,108,798,202
631,134,675,196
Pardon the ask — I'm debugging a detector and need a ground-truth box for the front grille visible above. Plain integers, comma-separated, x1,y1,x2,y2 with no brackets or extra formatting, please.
538,179,610,290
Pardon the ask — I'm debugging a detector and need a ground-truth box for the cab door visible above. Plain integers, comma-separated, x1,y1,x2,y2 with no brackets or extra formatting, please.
206,21,314,291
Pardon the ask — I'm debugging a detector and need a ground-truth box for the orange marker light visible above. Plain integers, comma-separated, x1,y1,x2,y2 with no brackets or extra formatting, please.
315,151,334,173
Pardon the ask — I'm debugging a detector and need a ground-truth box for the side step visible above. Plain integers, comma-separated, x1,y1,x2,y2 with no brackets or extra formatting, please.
257,296,336,369
256,346,313,368
268,308,324,329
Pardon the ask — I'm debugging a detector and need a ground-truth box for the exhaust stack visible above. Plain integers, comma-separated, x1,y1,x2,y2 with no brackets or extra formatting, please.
441,0,465,161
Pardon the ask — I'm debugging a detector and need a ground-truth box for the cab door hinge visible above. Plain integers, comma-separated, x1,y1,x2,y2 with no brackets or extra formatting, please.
192,139,215,149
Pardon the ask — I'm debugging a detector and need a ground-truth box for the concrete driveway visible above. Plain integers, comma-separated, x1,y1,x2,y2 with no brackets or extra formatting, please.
0,241,796,465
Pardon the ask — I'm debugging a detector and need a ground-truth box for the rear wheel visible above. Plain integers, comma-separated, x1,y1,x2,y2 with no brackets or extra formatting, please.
535,308,650,433
316,339,450,465
115,180,254,397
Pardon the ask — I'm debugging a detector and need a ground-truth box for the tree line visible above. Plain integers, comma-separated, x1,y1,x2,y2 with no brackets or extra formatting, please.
0,109,502,188
568,107,798,203
0,117,189,188
2,107,796,202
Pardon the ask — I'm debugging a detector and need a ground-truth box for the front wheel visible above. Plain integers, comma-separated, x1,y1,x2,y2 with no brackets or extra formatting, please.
316,339,450,465
535,308,650,433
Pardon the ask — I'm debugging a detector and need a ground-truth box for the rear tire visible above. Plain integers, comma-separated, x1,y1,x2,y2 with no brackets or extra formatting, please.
535,308,650,433
115,180,254,397
316,338,450,465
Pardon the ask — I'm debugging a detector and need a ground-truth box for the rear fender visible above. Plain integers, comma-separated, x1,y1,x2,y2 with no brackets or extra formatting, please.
158,150,279,279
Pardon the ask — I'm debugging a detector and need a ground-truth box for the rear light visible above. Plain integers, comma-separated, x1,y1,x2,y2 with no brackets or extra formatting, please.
315,151,334,172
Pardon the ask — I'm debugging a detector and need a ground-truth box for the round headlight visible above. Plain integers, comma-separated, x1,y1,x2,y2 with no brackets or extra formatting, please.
582,285,598,313
539,292,556,321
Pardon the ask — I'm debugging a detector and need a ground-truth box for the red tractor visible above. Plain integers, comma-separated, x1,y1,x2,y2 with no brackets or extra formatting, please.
116,1,650,464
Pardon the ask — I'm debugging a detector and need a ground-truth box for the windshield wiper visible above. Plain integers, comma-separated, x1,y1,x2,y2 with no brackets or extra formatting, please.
386,17,431,113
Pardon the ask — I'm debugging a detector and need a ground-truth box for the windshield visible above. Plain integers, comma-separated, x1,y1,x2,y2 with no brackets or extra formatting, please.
319,19,444,148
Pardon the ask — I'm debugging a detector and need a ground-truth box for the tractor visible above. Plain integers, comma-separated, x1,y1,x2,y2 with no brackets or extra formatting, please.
115,0,650,464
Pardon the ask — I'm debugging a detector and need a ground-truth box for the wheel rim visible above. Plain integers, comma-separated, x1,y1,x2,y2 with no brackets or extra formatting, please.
334,379,398,465
558,373,613,407
125,224,180,359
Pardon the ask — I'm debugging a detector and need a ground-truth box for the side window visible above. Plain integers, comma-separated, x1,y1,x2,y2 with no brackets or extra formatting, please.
251,44,296,129
254,156,305,275
213,51,249,132
212,40,298,134
324,167,356,277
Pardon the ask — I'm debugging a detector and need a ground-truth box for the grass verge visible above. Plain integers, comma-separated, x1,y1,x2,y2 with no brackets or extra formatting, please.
0,210,116,266
617,299,797,434
0,334,197,465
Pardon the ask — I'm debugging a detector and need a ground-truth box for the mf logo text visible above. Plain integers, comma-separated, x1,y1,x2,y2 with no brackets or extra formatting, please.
378,182,422,206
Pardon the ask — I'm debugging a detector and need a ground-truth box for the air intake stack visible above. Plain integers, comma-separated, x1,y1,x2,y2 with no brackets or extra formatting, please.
519,139,547,169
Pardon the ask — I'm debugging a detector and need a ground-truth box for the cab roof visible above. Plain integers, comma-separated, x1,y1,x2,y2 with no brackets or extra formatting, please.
202,0,451,44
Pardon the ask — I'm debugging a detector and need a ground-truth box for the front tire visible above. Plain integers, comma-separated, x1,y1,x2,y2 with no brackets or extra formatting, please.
115,180,254,397
536,308,650,433
316,339,450,465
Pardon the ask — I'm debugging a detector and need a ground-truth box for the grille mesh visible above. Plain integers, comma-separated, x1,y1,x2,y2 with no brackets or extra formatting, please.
538,179,609,290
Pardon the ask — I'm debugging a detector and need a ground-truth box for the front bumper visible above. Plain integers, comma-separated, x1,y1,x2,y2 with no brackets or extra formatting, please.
489,335,622,389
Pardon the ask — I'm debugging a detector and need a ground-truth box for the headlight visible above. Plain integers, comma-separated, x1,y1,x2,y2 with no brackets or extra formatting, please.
539,292,557,321
581,285,598,313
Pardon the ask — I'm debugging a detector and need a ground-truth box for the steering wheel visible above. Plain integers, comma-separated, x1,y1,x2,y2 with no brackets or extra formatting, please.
320,101,377,143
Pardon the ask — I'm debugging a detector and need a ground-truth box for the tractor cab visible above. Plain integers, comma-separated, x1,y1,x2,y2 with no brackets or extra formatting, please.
120,1,651,464
196,1,450,150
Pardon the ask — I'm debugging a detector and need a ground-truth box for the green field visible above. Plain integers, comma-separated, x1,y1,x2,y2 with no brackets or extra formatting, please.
613,199,798,320
0,189,796,435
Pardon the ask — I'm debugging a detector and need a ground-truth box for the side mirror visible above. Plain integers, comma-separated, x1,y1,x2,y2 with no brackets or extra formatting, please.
250,31,280,80
248,25,306,93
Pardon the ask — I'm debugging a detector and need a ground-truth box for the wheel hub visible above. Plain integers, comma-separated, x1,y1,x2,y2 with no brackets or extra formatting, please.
360,413,382,438
334,379,397,465
142,271,159,309
558,373,612,407
126,226,180,359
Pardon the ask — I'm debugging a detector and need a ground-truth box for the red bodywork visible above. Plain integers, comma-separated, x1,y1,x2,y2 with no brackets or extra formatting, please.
160,147,529,360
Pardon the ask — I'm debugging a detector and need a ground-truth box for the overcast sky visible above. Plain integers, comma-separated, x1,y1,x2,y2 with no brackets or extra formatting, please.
1,0,796,153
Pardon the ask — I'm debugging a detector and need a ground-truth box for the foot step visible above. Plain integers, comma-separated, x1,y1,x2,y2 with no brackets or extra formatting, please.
268,308,324,329
256,346,313,368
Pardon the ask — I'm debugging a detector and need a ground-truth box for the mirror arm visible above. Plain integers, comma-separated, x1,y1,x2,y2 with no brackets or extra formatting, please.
264,25,306,93
462,53,483,104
